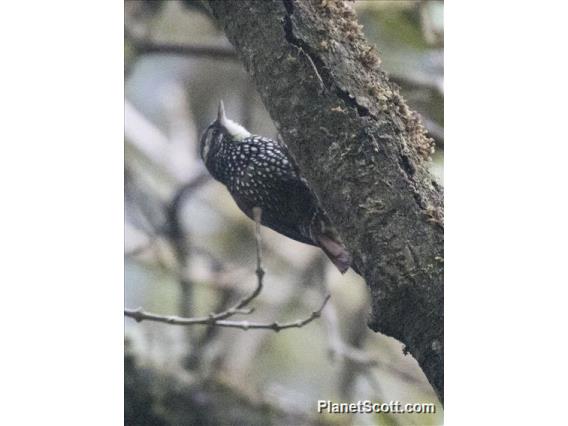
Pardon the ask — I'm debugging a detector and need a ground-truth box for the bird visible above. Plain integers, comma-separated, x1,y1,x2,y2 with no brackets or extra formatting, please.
200,101,353,273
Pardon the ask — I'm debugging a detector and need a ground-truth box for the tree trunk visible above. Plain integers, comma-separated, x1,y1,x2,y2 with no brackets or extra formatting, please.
207,0,444,402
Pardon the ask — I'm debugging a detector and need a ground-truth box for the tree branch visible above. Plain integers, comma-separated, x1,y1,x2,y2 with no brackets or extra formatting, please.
125,207,331,332
133,40,238,60
124,295,329,331
125,27,238,61
207,0,444,402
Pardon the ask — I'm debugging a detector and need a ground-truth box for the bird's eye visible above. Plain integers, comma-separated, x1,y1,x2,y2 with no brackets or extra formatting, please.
206,129,215,145
200,126,222,162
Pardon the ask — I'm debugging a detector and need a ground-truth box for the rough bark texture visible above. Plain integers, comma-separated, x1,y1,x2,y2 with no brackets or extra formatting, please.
207,0,444,402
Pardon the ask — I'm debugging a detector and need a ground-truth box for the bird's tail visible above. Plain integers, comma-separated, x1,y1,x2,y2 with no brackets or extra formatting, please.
316,234,352,274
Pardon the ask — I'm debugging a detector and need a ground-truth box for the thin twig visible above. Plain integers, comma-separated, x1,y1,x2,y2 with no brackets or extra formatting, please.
124,294,330,331
250,207,264,301
124,306,253,325
124,206,330,332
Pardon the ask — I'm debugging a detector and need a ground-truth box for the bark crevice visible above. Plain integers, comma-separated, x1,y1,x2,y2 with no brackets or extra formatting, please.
282,0,373,118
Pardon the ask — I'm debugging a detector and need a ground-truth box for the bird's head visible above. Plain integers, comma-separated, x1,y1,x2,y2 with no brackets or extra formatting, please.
200,100,251,163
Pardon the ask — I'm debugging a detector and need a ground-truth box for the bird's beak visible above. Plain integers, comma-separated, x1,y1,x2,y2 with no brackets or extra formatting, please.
217,100,227,125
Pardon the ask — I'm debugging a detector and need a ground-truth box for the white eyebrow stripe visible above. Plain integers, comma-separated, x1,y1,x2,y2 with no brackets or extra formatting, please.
220,117,252,141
